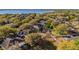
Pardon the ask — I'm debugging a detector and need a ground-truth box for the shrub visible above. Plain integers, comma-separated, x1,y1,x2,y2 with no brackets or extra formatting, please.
24,33,57,50
45,19,54,29
0,25,17,38
52,24,68,36
57,40,77,50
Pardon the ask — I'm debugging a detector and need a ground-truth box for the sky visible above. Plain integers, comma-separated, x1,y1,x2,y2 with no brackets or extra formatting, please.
0,9,54,14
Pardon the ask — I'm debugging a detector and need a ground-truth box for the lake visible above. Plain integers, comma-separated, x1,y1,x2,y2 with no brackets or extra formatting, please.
0,9,54,14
